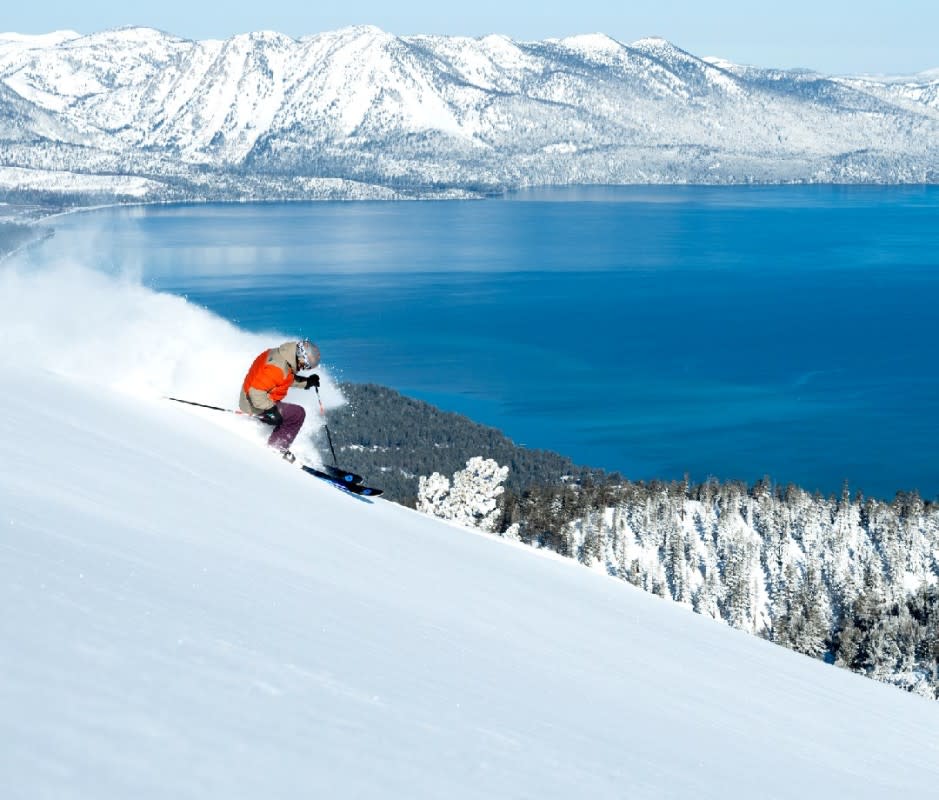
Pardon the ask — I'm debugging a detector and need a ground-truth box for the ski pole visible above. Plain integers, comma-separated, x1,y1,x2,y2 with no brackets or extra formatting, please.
315,387,340,467
313,384,326,415
165,396,248,415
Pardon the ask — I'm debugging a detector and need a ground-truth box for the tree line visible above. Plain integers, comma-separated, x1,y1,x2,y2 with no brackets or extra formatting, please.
328,382,939,700
503,478,938,699
324,382,611,505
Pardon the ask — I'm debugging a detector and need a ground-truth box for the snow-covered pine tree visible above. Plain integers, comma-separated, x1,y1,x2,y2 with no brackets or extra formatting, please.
417,457,509,533
579,509,603,566
417,471,452,518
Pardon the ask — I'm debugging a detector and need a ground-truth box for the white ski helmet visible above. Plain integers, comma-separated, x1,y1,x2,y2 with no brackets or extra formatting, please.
296,339,320,370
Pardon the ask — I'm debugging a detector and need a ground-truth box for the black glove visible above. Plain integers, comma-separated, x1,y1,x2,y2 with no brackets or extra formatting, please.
303,373,320,390
258,406,283,427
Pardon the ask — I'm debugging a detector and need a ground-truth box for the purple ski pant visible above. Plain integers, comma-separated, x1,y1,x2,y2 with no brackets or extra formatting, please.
266,402,306,451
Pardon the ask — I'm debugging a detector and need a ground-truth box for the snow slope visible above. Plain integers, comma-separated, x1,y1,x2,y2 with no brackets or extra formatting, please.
2,254,939,798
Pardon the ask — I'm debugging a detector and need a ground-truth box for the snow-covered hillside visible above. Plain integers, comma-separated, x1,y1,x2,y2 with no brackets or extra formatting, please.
0,25,937,202
2,242,939,798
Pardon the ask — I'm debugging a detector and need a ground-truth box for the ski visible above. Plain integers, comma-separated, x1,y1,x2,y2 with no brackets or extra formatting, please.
301,466,383,497
321,465,364,486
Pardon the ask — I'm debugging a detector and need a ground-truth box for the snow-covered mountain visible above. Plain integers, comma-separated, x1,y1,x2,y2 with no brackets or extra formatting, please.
3,243,939,798
0,26,937,202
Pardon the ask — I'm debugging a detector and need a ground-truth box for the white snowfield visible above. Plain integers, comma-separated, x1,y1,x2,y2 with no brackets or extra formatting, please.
2,262,939,798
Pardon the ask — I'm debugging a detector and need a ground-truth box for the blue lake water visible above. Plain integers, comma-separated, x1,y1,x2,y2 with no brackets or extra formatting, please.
48,186,939,499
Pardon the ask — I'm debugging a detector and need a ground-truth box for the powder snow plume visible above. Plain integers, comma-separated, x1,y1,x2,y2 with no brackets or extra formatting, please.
0,225,342,462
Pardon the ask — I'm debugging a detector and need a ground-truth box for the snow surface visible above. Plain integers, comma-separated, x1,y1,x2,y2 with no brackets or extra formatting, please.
2,248,939,798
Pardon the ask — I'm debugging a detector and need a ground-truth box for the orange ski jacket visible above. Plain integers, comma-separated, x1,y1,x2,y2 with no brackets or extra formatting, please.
239,341,305,414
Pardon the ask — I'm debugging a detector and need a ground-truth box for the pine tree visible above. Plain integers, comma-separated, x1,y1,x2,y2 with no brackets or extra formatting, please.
835,586,887,673
416,472,452,518
416,457,508,533
579,510,601,566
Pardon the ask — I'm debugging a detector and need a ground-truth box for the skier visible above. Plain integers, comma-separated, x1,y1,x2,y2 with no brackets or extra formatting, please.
239,339,321,462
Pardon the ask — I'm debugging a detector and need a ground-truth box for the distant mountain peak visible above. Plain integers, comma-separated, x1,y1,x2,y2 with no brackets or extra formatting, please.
555,32,624,52
0,30,81,47
330,24,393,41
0,25,936,200
84,26,181,42
630,35,674,49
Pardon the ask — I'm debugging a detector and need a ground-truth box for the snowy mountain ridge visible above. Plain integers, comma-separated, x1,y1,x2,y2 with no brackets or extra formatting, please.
0,26,937,202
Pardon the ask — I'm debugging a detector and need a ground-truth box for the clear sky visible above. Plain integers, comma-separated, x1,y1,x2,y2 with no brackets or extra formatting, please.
7,0,938,75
